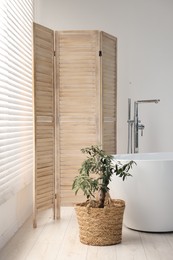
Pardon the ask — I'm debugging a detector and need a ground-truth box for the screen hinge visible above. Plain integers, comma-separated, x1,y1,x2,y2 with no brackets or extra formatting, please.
99,50,102,57
54,51,56,56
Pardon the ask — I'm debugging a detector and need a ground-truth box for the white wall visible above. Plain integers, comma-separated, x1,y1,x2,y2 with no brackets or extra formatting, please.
0,183,33,250
34,0,173,153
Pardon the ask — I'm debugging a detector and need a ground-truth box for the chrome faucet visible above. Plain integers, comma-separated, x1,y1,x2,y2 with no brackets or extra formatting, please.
127,98,160,153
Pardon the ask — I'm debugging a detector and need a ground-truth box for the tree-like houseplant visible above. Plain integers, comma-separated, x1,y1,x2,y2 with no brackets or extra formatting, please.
72,145,136,246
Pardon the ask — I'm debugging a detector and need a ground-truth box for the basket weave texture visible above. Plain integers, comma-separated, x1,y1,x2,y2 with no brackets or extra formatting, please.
75,199,125,246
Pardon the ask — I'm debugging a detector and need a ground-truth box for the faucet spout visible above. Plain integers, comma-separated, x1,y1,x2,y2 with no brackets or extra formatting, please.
136,99,160,104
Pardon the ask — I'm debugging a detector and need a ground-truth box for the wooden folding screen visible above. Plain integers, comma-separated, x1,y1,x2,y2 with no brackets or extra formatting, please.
33,25,117,214
33,23,58,227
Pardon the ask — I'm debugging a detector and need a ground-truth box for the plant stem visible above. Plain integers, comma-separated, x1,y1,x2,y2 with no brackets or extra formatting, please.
98,189,106,208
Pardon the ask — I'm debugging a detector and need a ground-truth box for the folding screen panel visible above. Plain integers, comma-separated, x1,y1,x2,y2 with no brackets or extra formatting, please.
55,31,101,205
101,32,117,154
33,23,58,227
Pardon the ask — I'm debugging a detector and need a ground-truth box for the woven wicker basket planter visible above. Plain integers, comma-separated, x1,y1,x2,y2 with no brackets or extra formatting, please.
75,199,125,246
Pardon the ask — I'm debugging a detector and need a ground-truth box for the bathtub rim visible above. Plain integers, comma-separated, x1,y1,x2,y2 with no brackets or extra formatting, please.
112,152,173,162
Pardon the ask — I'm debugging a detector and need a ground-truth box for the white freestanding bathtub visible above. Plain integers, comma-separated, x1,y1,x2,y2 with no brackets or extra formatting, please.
109,152,173,232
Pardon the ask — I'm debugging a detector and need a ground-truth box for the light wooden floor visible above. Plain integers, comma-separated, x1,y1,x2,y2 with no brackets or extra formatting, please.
0,207,173,260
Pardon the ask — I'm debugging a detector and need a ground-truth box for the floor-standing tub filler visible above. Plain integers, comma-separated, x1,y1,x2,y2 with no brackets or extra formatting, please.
127,98,160,153
109,152,173,232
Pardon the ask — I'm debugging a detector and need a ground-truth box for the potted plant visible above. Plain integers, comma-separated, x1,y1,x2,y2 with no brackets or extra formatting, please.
72,145,136,246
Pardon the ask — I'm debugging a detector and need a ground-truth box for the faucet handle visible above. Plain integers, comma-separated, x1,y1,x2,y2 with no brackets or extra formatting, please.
138,124,145,136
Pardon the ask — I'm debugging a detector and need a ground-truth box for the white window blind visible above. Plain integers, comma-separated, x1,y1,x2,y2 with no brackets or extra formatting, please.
0,0,33,205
